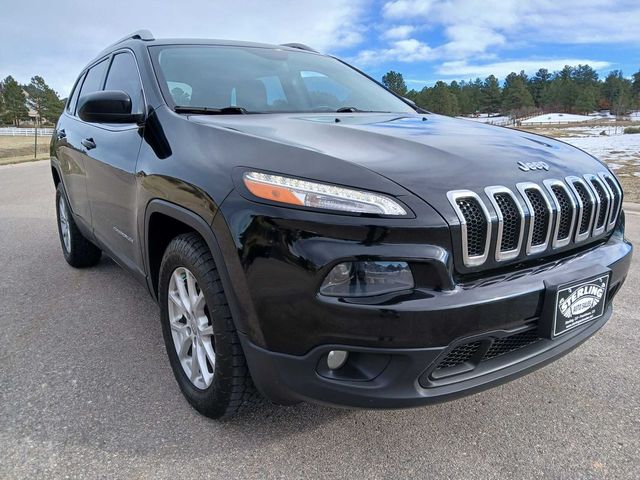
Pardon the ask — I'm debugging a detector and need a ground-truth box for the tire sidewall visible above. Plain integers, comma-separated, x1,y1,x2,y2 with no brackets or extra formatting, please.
158,239,238,417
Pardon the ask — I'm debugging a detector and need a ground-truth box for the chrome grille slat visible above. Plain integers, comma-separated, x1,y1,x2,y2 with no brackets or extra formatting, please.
599,172,622,231
485,186,524,261
543,179,577,249
449,172,621,268
517,182,553,255
584,174,609,236
565,176,595,243
447,190,492,267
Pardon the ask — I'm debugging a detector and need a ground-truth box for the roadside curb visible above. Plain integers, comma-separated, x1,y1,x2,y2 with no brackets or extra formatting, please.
623,202,640,214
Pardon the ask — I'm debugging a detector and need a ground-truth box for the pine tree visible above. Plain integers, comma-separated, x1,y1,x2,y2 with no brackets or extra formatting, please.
0,79,5,116
501,72,534,113
381,71,408,96
26,76,47,124
528,68,551,108
481,75,501,114
603,71,633,115
2,76,28,126
574,86,598,114
632,70,640,108
25,76,65,125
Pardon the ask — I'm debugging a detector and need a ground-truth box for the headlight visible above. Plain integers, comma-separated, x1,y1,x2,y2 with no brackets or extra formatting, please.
320,261,414,297
243,171,407,216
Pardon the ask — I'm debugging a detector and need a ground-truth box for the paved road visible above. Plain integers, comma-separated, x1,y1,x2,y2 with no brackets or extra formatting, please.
1,161,638,479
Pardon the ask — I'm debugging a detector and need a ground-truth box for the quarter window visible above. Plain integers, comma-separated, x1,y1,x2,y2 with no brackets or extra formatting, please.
104,52,144,113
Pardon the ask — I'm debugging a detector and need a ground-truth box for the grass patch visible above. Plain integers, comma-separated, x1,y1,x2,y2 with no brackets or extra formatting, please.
624,127,640,134
0,135,51,164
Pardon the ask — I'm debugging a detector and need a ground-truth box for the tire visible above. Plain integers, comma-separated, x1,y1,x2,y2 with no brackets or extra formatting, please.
55,183,102,268
158,232,260,418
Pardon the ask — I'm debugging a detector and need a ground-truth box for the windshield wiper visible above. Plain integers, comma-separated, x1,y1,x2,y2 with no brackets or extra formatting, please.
335,107,395,113
174,106,247,115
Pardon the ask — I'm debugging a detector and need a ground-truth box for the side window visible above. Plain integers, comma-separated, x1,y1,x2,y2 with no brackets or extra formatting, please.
77,59,109,107
66,73,85,114
104,52,144,113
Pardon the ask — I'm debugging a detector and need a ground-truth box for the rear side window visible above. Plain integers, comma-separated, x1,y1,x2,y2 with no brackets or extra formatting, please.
77,59,109,105
104,52,144,113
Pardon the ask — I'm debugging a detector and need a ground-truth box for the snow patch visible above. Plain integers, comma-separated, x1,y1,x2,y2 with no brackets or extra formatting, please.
522,113,607,124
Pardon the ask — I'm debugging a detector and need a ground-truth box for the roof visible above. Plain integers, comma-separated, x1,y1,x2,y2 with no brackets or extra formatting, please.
87,29,319,68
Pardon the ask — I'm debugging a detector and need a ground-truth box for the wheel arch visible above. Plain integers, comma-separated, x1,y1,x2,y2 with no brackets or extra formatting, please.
143,199,256,338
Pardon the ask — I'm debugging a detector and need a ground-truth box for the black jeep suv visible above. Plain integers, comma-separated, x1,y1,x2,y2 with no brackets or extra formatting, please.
51,30,632,418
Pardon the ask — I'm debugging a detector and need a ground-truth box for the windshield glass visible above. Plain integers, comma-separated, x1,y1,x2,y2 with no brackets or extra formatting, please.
150,45,415,114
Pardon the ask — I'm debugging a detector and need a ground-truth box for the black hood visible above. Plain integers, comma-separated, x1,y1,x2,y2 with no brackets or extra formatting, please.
190,112,607,213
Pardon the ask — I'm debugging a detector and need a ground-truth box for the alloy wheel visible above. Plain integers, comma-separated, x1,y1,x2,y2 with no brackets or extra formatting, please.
167,267,216,389
58,195,71,252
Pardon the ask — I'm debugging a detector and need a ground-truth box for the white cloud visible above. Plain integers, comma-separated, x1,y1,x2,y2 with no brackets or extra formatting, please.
353,38,433,65
437,59,613,79
0,0,370,95
383,25,415,40
382,0,434,19
362,0,640,67
440,25,506,56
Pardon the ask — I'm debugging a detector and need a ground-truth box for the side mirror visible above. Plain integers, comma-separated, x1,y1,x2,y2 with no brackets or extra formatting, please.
78,90,144,124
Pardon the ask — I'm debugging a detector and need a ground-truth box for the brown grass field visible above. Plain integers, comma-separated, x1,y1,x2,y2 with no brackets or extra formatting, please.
0,135,52,165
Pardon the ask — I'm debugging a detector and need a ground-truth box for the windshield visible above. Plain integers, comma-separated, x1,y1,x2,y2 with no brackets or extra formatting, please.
150,45,415,114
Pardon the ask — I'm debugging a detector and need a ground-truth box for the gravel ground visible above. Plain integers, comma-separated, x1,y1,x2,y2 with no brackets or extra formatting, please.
1,161,638,479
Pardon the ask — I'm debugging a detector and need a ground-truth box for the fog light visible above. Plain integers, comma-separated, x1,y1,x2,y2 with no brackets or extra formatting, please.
319,261,414,297
327,350,349,370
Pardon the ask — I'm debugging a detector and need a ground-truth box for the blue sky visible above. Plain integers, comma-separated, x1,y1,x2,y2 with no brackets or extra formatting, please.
1,0,639,96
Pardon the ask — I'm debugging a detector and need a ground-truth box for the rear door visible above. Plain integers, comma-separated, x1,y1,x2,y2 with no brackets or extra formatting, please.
81,50,145,273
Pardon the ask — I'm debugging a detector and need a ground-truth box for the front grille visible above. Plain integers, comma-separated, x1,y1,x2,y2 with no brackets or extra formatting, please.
456,198,488,257
432,328,542,378
603,174,621,229
551,185,573,240
525,189,549,247
573,181,593,235
591,179,609,229
448,173,621,268
482,330,541,361
435,342,481,369
494,193,521,251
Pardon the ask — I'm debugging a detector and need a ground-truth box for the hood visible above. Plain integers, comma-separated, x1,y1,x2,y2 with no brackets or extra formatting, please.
189,112,608,212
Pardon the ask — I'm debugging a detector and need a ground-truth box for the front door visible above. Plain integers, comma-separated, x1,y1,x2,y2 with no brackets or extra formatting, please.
81,51,145,273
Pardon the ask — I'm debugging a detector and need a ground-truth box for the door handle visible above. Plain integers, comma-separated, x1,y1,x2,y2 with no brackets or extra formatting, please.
56,129,66,139
81,138,96,150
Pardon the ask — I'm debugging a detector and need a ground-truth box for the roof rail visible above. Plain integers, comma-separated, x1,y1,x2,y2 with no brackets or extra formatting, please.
280,43,318,53
110,29,155,48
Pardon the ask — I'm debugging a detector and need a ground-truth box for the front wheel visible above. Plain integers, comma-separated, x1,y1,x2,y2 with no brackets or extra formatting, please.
158,233,260,418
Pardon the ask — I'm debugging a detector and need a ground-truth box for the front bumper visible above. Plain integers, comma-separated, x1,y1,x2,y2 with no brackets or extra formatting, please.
235,222,631,408
217,192,631,407
241,308,612,408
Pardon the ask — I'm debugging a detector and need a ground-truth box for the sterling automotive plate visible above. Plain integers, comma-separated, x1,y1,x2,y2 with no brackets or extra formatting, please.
553,273,609,337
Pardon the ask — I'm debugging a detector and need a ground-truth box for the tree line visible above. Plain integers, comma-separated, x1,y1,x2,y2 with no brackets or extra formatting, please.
0,76,65,127
382,65,640,118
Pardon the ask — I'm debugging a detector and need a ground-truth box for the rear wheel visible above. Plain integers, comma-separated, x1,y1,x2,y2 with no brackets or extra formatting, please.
158,233,260,418
55,183,102,268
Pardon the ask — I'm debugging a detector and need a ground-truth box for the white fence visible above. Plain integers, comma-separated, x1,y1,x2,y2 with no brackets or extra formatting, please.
0,127,54,136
